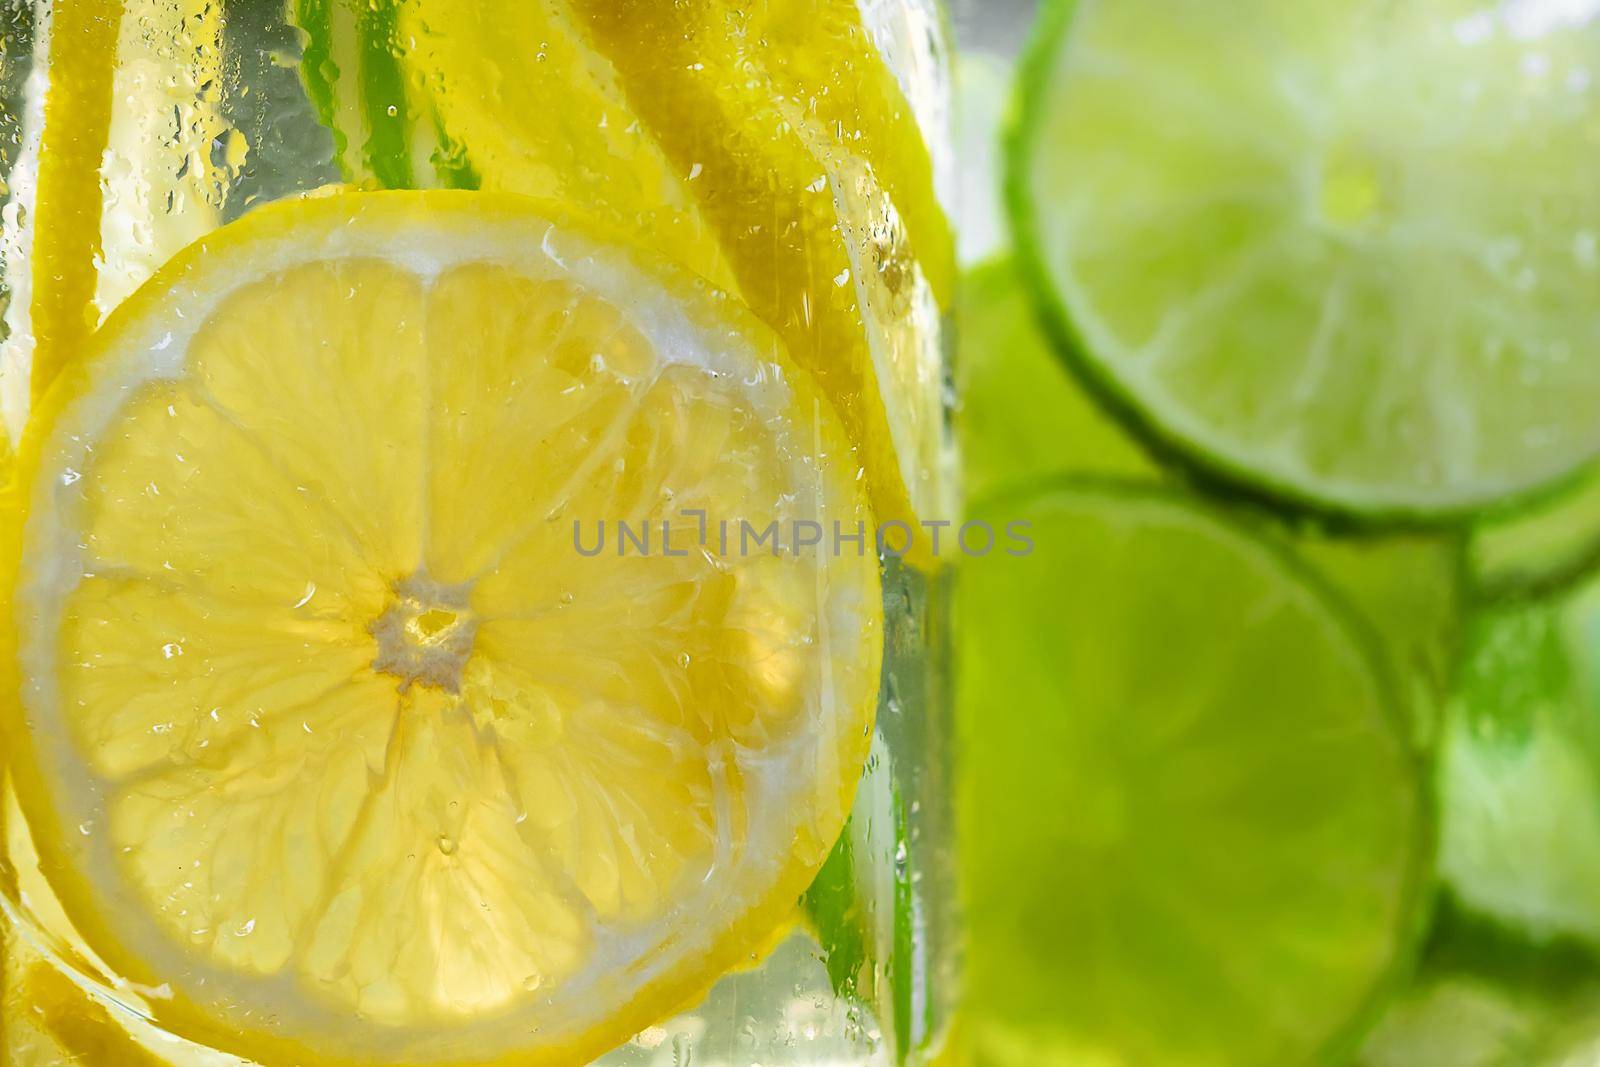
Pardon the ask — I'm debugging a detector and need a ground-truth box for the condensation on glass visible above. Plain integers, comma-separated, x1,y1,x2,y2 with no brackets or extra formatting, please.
0,2,956,1065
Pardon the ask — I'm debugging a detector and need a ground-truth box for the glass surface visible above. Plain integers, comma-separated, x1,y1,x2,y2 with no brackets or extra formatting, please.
0,2,956,1065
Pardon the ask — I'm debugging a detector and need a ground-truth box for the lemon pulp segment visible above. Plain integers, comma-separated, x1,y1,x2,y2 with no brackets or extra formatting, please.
4,191,881,1065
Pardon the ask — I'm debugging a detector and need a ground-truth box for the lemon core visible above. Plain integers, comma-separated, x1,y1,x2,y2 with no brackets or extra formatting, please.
370,574,478,693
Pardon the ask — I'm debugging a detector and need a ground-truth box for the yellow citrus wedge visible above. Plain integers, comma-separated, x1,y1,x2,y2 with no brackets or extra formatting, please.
569,0,953,567
1,190,881,1066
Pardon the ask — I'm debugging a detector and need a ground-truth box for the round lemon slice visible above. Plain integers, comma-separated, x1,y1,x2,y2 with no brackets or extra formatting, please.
0,190,882,1065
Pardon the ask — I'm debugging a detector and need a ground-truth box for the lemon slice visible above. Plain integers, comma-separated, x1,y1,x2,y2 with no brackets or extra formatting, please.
395,0,737,292
681,0,956,306
1,190,882,1065
12,0,118,411
566,0,954,566
398,0,955,566
4,0,228,442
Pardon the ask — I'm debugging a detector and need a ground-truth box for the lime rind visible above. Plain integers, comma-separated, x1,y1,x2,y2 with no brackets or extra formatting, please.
1007,0,1600,524
1469,462,1600,601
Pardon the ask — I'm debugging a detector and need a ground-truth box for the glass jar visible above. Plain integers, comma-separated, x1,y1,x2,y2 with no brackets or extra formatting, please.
0,2,956,1064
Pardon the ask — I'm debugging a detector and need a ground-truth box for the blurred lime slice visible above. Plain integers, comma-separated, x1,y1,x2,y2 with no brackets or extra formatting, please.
1359,928,1600,1067
959,259,1462,748
1359,975,1580,1067
1469,465,1600,599
1010,0,1600,518
958,482,1426,1067
1438,580,1600,946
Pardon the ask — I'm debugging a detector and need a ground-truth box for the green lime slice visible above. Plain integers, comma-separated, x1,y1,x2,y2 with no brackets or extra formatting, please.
959,259,1463,748
1358,975,1600,1067
1360,976,1549,1067
1438,580,1600,946
1469,464,1600,599
958,481,1426,1067
1359,916,1600,1067
1009,0,1600,519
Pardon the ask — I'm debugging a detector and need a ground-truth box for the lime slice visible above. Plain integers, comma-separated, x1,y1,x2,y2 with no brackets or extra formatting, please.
1359,975,1571,1067
1470,464,1600,599
2,191,881,1065
1359,915,1600,1067
1438,580,1600,947
958,482,1426,1067
959,259,1462,747
1010,0,1600,518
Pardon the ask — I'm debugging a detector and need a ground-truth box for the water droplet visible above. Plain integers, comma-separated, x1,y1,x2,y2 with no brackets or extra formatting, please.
437,835,457,856
236,918,256,936
676,651,692,669
162,642,184,659
77,821,93,836
59,468,81,486
522,974,542,992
